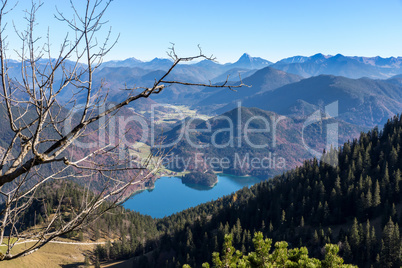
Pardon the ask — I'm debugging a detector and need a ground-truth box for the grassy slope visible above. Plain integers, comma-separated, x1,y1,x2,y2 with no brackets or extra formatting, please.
0,242,94,268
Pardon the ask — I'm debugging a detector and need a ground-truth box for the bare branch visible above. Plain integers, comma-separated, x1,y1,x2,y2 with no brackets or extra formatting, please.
0,0,247,260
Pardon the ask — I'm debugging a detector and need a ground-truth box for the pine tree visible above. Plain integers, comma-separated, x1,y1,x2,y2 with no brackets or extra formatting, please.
356,152,363,173
342,236,352,263
363,144,372,170
323,201,330,223
365,189,372,214
380,218,401,267
213,235,219,252
186,228,195,255
281,210,286,225
268,221,274,234
234,219,242,245
391,203,398,223
364,220,372,263
373,180,381,209
395,169,401,201
335,176,342,192
382,163,390,199
349,218,360,251
390,147,398,168
313,230,319,244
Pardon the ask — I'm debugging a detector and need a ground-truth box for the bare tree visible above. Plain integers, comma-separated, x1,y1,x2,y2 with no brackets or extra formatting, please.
0,0,246,260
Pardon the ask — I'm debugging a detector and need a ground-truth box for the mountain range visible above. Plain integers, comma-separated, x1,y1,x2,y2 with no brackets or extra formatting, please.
98,53,402,81
29,51,402,136
193,67,303,113
211,73,402,128
271,53,402,79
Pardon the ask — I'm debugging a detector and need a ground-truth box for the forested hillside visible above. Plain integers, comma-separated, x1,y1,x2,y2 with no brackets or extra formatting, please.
163,106,363,179
94,114,402,268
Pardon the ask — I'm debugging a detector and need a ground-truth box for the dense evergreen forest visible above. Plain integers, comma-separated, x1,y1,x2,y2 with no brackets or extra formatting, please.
16,114,402,267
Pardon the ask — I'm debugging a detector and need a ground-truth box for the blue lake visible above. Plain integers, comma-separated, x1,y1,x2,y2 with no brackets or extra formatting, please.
123,174,263,218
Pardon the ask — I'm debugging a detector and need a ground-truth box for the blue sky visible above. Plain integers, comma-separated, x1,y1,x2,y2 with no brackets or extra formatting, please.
6,0,402,63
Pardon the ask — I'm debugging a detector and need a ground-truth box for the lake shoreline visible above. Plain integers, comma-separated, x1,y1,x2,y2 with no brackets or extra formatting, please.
123,174,263,218
120,172,259,206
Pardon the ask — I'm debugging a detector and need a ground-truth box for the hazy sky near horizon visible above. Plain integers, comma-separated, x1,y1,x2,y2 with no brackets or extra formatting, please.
5,0,402,63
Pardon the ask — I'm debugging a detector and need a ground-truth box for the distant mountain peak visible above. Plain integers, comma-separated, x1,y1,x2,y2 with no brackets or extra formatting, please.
232,53,272,69
333,53,345,58
124,57,142,61
117,57,142,65
236,53,253,63
310,53,331,61
240,52,251,58
312,53,325,57
150,57,173,62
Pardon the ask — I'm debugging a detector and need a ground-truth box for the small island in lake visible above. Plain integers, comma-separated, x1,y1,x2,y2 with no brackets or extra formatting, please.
182,171,218,187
